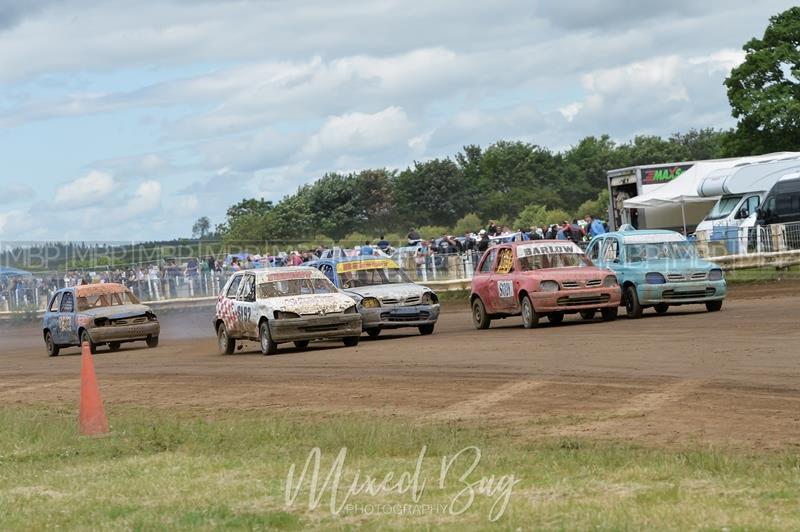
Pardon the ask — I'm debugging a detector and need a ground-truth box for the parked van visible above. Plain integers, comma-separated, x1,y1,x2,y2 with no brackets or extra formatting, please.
757,173,800,226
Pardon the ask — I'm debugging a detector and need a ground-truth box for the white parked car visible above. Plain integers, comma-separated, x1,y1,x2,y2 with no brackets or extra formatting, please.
214,267,362,355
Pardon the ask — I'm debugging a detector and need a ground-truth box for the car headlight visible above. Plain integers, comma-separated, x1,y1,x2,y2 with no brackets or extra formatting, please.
343,304,357,314
708,268,724,281
602,275,618,287
645,272,666,284
540,280,559,292
421,292,438,305
360,297,381,309
274,310,300,319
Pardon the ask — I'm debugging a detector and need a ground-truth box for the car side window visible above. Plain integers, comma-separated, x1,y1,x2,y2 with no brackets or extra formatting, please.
239,274,256,302
60,292,74,313
320,264,336,284
602,239,619,262
479,249,498,273
226,275,243,299
494,248,514,274
49,292,63,312
587,239,602,261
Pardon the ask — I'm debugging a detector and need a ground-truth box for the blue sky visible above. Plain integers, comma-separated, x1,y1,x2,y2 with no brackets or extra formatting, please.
0,0,796,242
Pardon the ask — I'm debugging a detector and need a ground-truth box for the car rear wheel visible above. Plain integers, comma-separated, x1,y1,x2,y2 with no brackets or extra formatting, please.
366,328,381,338
706,300,723,312
548,312,564,325
108,342,121,352
579,310,596,320
145,336,159,348
80,330,97,354
217,324,236,355
653,303,669,315
343,336,360,347
418,323,435,335
294,340,310,350
624,285,643,319
472,298,491,330
521,295,539,329
601,306,618,321
45,331,59,357
259,321,278,355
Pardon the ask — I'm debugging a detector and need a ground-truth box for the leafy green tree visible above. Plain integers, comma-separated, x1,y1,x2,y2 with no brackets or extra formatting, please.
394,158,467,227
724,7,800,154
575,189,610,221
191,216,211,239
306,172,362,240
264,189,314,243
478,141,562,219
353,168,396,233
452,213,483,235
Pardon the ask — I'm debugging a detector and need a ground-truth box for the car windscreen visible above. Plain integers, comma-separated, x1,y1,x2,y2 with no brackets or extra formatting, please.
257,278,336,298
518,253,592,270
625,241,696,262
77,290,140,311
338,267,410,288
705,195,742,220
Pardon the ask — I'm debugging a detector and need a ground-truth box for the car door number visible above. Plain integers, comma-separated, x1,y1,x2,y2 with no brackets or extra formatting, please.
59,316,71,331
497,280,513,298
235,306,252,323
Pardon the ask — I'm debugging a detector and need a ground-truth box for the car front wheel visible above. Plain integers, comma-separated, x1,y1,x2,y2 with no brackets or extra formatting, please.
343,336,360,347
418,323,435,335
579,310,596,320
294,340,310,350
145,336,159,348
521,295,539,329
217,323,236,355
653,303,669,315
108,342,121,352
259,321,278,355
601,306,618,321
624,285,643,319
45,331,59,357
706,300,723,312
80,330,97,355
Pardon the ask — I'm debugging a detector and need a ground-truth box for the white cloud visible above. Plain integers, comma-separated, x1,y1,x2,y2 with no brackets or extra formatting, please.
302,106,415,157
558,102,583,122
54,170,115,207
123,180,162,217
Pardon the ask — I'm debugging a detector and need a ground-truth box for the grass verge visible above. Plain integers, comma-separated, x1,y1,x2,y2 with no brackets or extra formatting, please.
2,406,800,530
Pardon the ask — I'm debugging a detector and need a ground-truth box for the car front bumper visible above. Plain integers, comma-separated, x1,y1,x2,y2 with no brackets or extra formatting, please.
637,280,727,305
531,287,621,313
359,304,440,330
88,322,160,343
268,314,362,343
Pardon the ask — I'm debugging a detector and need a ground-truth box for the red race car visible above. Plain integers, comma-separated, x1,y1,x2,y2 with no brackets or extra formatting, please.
470,241,622,329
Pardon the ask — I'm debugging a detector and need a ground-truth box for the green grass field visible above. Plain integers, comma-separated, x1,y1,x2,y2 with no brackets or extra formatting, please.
2,406,800,530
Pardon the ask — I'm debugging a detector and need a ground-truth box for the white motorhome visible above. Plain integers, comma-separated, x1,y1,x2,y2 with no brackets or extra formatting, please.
695,156,800,234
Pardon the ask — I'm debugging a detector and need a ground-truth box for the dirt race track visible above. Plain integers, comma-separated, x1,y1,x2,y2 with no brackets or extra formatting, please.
2,282,799,450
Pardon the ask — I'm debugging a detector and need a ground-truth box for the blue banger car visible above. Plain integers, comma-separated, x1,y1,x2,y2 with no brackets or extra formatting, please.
43,283,160,356
307,256,440,337
585,229,727,318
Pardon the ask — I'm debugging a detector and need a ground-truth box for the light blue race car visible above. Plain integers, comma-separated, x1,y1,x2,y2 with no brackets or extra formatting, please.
585,229,727,318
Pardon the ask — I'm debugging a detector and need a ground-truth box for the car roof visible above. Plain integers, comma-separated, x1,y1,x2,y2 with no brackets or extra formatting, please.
601,229,687,243
326,255,399,264
236,266,327,282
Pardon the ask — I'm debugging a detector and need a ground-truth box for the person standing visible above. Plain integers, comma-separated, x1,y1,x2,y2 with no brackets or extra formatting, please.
360,241,374,255
585,214,606,238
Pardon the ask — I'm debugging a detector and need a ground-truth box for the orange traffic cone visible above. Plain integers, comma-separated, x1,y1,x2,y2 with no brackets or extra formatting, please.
79,341,109,436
